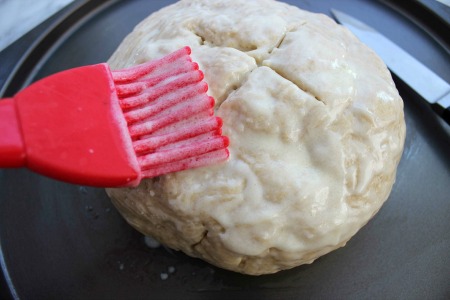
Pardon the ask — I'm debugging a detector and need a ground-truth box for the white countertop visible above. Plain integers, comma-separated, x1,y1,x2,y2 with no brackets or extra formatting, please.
0,0,75,52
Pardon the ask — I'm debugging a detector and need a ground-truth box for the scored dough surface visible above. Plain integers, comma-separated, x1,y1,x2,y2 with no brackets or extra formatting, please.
106,0,405,275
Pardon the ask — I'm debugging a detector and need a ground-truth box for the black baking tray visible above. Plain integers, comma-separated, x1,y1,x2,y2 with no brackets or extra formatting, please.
0,1,449,299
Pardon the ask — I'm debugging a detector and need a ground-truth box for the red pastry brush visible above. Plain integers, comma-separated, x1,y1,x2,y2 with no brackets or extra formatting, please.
0,47,229,187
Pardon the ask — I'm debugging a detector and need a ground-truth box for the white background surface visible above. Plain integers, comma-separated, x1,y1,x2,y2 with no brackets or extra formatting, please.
0,0,74,51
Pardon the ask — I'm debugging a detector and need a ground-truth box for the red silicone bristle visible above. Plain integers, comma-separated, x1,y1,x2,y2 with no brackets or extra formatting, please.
115,64,197,98
128,96,215,139
119,81,208,111
133,117,223,154
116,69,204,99
156,130,223,153
112,47,229,179
123,82,209,124
112,46,192,83
138,136,229,170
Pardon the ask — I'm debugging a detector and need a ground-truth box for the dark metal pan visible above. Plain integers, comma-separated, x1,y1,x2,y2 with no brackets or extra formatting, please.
1,0,449,299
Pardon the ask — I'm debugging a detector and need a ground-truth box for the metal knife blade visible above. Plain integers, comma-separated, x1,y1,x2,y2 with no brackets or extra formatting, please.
331,9,450,125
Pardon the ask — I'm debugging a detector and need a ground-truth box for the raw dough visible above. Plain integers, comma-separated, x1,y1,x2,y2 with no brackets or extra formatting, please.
106,0,405,275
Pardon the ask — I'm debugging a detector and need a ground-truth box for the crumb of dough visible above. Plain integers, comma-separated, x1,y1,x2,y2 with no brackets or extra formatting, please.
106,0,405,275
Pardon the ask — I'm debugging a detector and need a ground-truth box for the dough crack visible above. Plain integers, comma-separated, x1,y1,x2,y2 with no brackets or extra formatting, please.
191,229,208,249
265,66,325,104
191,30,257,52
269,32,287,55
268,22,305,55
193,32,206,46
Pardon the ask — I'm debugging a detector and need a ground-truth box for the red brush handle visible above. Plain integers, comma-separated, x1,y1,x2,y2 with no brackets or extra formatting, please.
1,64,141,187
0,98,26,167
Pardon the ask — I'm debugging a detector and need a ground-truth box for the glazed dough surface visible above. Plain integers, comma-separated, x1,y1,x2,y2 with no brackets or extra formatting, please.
107,0,405,275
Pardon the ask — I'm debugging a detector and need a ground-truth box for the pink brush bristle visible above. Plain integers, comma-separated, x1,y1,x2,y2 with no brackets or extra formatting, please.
112,47,229,178
127,95,215,138
132,117,223,154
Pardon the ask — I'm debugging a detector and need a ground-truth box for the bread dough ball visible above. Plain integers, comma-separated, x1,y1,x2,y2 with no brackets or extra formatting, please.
106,0,405,275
